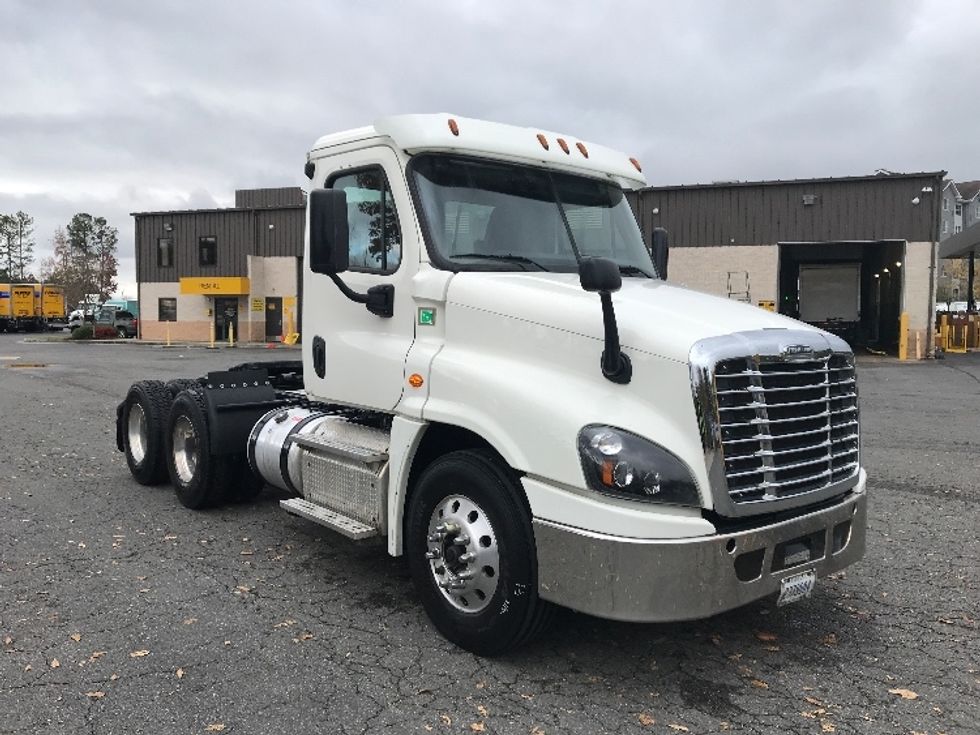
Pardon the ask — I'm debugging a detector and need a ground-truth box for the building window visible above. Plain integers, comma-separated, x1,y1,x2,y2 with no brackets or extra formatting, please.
157,237,173,267
955,203,962,216
328,167,402,273
955,225,962,234
199,236,217,266
158,297,177,321
943,198,949,212
976,203,980,218
943,221,948,234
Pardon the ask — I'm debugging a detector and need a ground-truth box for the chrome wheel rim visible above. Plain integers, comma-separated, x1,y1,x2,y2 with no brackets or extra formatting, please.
426,495,499,613
172,415,199,484
127,403,147,465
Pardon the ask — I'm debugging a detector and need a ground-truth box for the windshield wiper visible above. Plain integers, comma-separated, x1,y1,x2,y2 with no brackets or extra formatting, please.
617,264,653,278
450,253,548,271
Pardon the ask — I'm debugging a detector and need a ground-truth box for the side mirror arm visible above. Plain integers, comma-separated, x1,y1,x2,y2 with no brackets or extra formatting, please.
328,274,394,318
598,291,632,384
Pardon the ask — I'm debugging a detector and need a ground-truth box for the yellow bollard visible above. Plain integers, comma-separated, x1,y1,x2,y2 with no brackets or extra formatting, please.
228,322,235,347
939,314,949,351
898,312,909,361
209,321,215,349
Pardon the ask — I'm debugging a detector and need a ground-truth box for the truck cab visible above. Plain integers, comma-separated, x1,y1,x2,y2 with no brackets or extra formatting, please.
117,114,866,655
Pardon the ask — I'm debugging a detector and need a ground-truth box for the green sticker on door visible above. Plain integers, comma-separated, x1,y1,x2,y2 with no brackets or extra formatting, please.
418,307,436,326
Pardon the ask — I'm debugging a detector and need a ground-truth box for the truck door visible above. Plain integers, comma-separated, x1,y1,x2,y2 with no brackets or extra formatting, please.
304,147,417,411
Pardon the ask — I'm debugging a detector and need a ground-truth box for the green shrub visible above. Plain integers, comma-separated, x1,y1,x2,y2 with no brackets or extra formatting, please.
94,325,119,339
71,325,93,340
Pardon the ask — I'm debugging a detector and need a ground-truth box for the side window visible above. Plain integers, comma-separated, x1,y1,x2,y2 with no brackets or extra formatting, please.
157,237,173,267
199,236,217,266
329,167,401,273
159,298,177,322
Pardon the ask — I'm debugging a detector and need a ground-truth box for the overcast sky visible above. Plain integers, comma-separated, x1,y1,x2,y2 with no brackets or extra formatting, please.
2,0,978,297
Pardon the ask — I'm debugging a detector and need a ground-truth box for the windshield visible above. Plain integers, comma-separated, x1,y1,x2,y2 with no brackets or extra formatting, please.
411,155,657,277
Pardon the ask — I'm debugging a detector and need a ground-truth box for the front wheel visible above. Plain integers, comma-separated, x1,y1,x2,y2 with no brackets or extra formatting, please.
405,449,553,656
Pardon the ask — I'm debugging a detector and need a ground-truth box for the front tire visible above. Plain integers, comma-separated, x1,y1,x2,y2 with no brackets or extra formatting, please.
122,381,171,485
405,449,553,656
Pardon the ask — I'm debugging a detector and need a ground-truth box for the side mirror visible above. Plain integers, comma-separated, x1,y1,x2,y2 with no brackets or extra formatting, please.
651,227,669,280
578,257,622,293
309,189,350,275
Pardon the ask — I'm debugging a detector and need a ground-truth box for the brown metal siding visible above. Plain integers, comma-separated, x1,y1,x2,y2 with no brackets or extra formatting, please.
631,175,943,247
235,187,305,208
254,209,306,257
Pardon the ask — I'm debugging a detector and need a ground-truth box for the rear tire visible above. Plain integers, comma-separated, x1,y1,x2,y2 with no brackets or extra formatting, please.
405,449,553,656
166,390,237,509
122,381,171,485
164,378,202,399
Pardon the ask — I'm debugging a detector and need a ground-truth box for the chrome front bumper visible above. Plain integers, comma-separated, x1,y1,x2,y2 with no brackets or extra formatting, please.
534,484,867,622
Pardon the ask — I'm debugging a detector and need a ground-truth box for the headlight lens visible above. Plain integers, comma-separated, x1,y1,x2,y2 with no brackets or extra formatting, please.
577,425,701,506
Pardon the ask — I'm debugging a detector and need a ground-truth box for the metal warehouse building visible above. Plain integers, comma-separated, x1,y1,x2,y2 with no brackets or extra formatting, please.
133,188,305,343
627,172,946,357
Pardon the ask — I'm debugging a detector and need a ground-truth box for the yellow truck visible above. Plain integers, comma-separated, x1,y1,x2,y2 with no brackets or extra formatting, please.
0,283,66,332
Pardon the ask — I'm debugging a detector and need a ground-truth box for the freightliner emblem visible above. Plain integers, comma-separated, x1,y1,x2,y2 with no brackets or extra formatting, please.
782,344,813,358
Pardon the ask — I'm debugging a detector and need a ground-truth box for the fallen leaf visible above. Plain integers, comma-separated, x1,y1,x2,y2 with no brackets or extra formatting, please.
24,664,32,672
240,550,253,556
755,631,778,642
637,713,655,727
668,725,690,732
273,619,296,629
888,688,919,700
205,725,225,732
531,727,546,735
176,668,185,679
69,633,82,642
476,705,489,717
820,720,835,733
163,534,178,540
709,633,722,645
424,727,433,733
129,650,149,658
475,681,486,690
85,691,105,699
109,674,118,681
2,635,12,646
440,714,452,726
801,709,826,719
50,658,60,669
804,696,824,706
183,618,198,625
88,651,106,662
763,645,780,652
750,679,769,689
469,724,485,733
821,633,838,646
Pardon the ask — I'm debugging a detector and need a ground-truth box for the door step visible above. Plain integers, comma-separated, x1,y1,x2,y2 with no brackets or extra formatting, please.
280,498,379,540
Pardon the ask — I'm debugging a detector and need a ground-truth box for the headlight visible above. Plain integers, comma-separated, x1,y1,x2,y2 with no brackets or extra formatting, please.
577,425,701,506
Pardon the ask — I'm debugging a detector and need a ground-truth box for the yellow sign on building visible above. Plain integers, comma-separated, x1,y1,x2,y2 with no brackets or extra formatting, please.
179,277,250,295
251,298,264,312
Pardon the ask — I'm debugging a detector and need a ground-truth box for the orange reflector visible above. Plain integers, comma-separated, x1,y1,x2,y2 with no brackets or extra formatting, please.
576,142,589,158
448,118,459,136
601,460,614,486
536,133,549,150
408,373,424,388
629,157,642,172
557,137,570,154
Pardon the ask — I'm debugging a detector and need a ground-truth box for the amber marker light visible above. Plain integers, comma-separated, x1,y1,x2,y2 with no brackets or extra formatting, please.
601,460,614,487
576,142,589,158
557,137,570,154
408,373,424,388
629,157,642,172
448,118,459,136
536,133,549,150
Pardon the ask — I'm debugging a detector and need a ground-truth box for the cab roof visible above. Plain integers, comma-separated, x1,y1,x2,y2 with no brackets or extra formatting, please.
308,113,647,188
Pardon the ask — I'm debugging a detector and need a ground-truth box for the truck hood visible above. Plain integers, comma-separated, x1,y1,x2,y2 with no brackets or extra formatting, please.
447,272,815,363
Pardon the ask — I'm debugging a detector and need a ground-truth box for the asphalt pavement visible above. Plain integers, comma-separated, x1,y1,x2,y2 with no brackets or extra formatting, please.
0,334,977,734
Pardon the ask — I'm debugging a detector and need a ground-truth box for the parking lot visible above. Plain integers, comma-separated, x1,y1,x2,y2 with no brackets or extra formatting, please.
0,334,977,735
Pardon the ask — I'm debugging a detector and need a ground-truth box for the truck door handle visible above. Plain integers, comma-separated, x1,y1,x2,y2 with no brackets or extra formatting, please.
312,336,326,379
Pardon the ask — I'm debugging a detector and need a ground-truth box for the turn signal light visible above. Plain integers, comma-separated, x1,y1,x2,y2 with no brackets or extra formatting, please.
576,142,589,158
408,373,424,388
536,133,549,150
557,138,570,154
448,118,459,136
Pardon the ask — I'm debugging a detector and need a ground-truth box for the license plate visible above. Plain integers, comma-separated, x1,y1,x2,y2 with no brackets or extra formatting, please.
777,570,816,607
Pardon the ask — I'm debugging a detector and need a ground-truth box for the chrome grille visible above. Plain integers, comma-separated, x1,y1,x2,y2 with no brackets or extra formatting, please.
713,353,859,504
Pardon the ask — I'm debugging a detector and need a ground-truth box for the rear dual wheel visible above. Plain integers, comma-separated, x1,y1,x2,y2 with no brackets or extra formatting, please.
166,390,263,509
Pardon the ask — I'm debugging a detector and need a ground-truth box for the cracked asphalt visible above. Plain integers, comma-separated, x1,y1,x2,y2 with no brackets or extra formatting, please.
0,335,977,735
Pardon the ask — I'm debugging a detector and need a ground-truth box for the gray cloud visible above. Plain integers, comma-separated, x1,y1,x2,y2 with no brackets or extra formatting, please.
2,0,977,296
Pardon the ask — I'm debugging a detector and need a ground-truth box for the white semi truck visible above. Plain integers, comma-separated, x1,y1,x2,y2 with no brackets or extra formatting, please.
115,114,867,655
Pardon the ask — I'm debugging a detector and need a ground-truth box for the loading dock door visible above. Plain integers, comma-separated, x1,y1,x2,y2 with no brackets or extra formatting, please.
799,264,860,322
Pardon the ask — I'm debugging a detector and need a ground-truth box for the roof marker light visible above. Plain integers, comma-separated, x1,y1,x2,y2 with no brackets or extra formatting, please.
576,142,589,158
448,118,459,136
630,157,642,172
536,133,549,151
557,138,570,154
